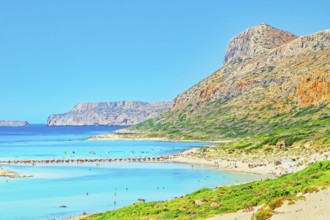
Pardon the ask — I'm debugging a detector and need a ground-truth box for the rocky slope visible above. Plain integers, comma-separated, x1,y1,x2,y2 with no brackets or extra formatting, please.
47,101,173,126
131,24,330,145
0,120,30,126
223,23,297,65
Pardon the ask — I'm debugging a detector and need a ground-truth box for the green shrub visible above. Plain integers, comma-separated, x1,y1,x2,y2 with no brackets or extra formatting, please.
86,161,330,220
268,198,284,210
252,207,273,220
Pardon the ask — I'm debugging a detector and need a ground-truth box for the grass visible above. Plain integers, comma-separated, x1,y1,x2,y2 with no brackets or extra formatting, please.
85,161,330,220
130,101,330,157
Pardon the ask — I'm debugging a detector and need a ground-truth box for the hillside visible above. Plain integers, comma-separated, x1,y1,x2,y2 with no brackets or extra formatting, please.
124,24,330,149
47,101,173,126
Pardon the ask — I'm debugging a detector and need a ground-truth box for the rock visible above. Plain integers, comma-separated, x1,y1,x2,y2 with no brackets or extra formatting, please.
0,120,30,127
47,101,173,126
216,185,228,189
223,24,297,65
194,200,204,206
210,202,221,208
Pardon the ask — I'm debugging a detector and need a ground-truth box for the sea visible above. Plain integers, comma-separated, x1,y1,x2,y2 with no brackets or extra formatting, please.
0,125,264,220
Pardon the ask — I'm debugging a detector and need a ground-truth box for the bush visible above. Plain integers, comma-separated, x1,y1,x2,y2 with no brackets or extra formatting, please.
252,207,273,220
302,186,319,194
264,147,273,153
268,198,284,210
263,137,280,146
285,136,302,147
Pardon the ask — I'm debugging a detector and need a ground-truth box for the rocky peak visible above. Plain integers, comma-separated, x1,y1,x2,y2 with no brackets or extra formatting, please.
71,101,149,113
223,24,297,65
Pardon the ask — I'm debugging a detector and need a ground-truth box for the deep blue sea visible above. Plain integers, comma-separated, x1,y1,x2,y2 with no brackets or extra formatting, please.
0,125,263,220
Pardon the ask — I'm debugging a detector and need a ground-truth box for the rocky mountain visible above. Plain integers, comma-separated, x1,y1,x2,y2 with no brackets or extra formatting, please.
223,24,297,65
47,101,173,126
172,26,329,110
132,24,330,146
0,120,30,126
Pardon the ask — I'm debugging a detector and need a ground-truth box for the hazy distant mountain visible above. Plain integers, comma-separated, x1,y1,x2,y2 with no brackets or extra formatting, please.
47,101,173,126
0,120,30,126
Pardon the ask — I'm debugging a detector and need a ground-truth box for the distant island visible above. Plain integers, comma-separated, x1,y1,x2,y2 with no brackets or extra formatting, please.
0,120,30,127
47,101,173,126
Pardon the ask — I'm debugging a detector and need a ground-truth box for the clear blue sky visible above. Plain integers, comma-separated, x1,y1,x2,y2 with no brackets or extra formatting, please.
0,0,329,123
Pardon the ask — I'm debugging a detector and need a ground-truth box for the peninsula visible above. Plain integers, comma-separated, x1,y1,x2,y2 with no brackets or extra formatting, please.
47,101,173,126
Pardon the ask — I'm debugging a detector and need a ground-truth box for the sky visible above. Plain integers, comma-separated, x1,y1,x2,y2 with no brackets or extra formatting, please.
0,0,329,123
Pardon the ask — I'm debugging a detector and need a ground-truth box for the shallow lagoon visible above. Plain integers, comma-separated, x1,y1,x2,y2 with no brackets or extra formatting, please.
0,125,264,219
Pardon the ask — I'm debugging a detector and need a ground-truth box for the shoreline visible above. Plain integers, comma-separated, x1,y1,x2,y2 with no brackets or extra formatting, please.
86,134,227,144
65,156,330,220
167,147,330,177
85,129,230,144
85,129,330,177
0,168,32,178
0,168,20,178
2,147,327,177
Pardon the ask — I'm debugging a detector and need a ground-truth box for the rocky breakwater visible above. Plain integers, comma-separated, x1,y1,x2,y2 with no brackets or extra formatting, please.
0,120,30,126
47,101,173,126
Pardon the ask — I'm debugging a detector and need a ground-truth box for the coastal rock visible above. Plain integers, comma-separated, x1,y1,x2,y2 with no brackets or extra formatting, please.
0,120,30,127
47,101,173,126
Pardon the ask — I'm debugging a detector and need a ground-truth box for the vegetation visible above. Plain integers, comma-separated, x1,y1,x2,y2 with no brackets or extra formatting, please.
132,100,330,150
129,49,330,152
85,161,330,219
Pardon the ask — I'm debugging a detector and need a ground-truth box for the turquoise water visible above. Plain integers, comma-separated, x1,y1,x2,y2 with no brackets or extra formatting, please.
0,125,207,161
0,125,264,220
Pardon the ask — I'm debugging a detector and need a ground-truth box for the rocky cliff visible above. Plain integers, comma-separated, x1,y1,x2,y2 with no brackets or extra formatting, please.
47,101,173,126
172,27,330,109
133,24,330,144
223,24,297,65
0,120,30,126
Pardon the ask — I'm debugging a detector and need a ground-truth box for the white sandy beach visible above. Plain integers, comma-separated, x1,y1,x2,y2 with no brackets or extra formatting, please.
168,147,330,177
208,187,330,220
0,168,20,178
86,130,230,144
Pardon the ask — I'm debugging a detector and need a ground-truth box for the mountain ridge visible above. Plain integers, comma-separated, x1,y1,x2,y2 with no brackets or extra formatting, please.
47,101,173,126
127,24,329,146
